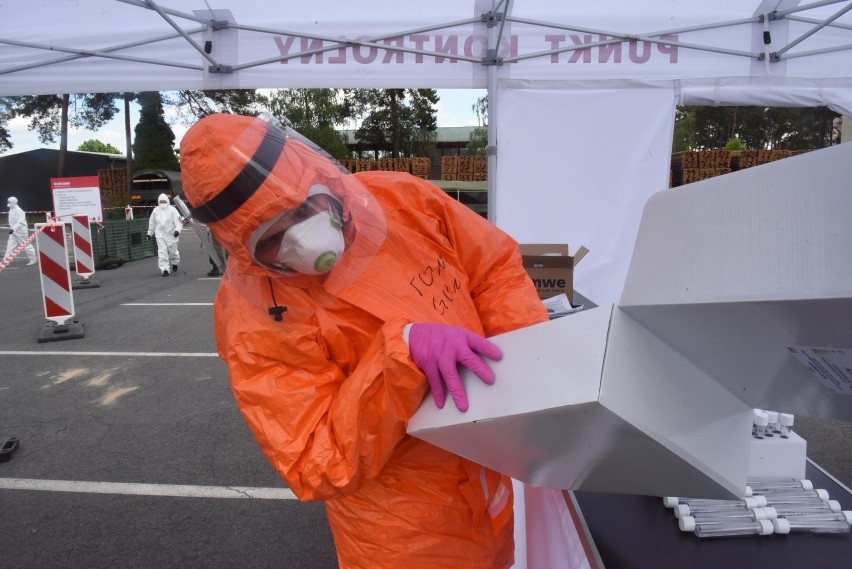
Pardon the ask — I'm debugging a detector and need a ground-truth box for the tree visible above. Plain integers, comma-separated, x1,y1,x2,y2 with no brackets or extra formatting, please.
723,136,747,151
123,92,136,196
77,139,121,154
467,95,489,156
672,107,697,152
0,97,12,153
170,89,265,121
350,89,439,158
673,105,841,151
263,89,354,159
10,93,119,174
133,92,179,170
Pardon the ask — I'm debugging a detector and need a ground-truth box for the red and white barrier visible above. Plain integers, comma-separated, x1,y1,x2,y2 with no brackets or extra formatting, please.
34,222,75,325
71,214,95,278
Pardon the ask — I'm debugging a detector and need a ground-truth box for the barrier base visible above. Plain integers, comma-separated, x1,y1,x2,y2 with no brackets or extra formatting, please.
72,276,101,289
37,318,85,343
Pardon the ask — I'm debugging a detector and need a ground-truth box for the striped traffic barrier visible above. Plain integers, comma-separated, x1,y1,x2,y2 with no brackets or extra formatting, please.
34,222,85,342
71,214,100,289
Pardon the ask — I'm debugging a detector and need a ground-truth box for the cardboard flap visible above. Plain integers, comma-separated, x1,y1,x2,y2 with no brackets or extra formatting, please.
572,246,590,267
519,244,570,257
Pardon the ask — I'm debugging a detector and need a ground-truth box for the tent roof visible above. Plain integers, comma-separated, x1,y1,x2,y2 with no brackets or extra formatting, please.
2,1,852,96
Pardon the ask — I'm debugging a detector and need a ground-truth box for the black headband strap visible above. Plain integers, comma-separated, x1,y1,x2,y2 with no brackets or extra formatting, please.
191,125,285,224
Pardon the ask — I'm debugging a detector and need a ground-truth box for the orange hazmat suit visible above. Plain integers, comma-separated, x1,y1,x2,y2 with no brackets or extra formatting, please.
180,114,548,569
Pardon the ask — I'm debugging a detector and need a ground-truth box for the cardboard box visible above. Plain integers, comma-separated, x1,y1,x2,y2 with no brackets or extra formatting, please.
409,144,852,498
520,244,588,304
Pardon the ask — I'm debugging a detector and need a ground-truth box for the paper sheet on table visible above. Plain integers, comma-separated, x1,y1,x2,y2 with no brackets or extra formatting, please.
542,293,583,320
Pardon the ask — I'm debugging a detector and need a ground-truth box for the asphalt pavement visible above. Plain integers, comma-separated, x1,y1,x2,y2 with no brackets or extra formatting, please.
0,227,339,569
1,226,849,569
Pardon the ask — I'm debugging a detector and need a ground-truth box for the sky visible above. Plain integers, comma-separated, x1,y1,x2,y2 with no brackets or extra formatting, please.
2,89,487,156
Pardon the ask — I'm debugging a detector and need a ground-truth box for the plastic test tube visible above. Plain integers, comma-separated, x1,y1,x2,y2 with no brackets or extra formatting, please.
673,497,767,518
748,478,813,492
664,496,766,508
664,496,750,508
690,507,772,523
765,411,780,435
681,517,774,538
772,500,842,515
778,413,794,438
753,410,769,439
772,513,852,534
757,488,829,502
779,511,852,523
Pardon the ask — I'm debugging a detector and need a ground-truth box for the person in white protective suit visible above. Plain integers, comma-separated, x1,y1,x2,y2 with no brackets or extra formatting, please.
147,193,182,276
4,197,37,265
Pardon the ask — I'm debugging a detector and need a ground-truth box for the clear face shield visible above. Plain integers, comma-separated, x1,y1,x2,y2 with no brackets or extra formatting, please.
181,112,387,292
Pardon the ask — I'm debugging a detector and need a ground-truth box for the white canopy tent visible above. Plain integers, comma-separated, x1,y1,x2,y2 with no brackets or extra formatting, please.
5,3,852,567
3,0,852,303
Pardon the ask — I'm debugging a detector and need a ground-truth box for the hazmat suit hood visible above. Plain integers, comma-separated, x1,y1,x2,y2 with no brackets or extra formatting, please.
156,193,170,208
7,196,18,208
180,113,387,294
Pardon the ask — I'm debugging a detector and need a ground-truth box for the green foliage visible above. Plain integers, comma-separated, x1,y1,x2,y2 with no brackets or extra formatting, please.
0,97,12,153
350,89,439,158
723,137,747,151
472,95,488,127
466,96,489,155
170,89,265,122
673,105,841,151
133,92,179,170
672,108,696,152
77,139,121,154
263,89,354,159
9,93,118,144
467,127,488,156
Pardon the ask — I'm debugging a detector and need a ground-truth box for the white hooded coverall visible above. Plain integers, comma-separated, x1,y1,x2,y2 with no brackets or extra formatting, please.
4,197,37,264
147,193,182,273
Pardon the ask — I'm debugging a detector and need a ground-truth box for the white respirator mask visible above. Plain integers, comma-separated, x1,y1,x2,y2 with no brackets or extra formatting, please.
273,210,345,275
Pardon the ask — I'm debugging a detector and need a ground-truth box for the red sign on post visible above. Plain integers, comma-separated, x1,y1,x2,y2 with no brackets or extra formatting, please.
50,176,103,222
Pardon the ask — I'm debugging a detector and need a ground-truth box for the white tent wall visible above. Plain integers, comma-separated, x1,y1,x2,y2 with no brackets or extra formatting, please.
492,77,852,307
493,83,677,305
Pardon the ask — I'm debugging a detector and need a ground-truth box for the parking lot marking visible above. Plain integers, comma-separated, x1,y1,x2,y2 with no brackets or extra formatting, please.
0,478,298,500
0,351,217,357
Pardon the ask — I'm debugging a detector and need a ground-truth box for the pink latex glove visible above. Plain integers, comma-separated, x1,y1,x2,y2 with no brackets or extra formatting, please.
408,323,503,412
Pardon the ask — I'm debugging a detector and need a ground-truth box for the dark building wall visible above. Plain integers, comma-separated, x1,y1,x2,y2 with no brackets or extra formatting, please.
0,149,126,213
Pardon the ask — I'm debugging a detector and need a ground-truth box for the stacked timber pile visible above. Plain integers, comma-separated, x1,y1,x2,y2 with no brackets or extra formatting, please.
671,150,732,186
339,159,377,173
731,149,795,170
441,156,458,180
99,168,128,203
440,155,488,181
340,157,431,178
472,156,487,181
456,156,474,181
669,149,813,187
411,157,431,179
